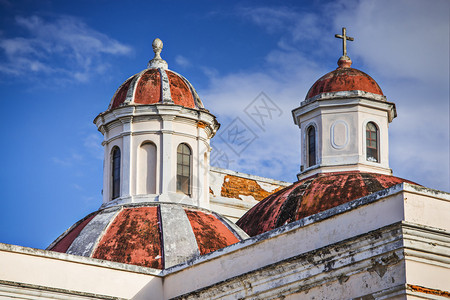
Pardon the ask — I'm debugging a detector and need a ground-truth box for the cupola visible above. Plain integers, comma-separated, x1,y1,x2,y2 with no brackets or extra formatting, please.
238,29,413,237
47,39,243,270
93,38,220,208
292,28,396,180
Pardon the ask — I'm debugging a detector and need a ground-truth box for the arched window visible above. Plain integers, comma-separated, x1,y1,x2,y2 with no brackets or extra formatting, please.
366,122,378,162
177,143,191,196
111,147,121,199
307,126,316,167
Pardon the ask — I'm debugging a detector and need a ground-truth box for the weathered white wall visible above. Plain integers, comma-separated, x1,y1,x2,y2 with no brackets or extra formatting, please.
163,183,450,299
95,105,218,210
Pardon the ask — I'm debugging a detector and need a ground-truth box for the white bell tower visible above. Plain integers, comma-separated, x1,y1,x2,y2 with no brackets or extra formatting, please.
292,28,396,180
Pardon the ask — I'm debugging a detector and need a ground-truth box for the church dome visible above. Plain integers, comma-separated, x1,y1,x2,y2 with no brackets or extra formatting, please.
48,203,248,269
109,38,204,110
236,171,417,237
305,57,383,100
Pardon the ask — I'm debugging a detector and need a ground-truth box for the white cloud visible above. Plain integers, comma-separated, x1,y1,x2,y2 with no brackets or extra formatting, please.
330,0,449,86
201,1,449,191
238,6,298,34
51,152,83,167
0,15,132,83
175,55,191,68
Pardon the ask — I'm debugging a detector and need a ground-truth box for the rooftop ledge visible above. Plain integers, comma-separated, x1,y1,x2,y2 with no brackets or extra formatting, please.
165,182,449,274
1,182,448,278
301,90,387,106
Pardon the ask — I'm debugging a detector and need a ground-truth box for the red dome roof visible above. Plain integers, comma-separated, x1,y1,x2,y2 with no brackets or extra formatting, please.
48,203,247,269
305,57,383,100
236,171,417,237
109,68,204,110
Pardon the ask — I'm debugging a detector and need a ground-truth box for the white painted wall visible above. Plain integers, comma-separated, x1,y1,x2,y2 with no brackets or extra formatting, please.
0,245,163,299
94,105,219,209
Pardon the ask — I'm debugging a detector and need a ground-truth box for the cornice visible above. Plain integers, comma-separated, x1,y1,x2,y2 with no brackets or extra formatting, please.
94,104,220,137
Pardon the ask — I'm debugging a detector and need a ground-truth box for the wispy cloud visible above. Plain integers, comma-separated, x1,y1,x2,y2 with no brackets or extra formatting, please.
175,55,191,68
238,6,298,34
51,152,83,167
84,133,103,160
0,15,132,83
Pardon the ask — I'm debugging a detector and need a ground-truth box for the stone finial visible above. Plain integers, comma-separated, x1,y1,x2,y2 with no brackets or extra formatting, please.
337,56,352,68
148,38,168,70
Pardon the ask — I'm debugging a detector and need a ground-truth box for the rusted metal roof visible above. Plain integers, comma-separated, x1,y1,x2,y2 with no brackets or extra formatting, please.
305,58,383,99
48,203,248,269
236,171,417,237
92,207,163,269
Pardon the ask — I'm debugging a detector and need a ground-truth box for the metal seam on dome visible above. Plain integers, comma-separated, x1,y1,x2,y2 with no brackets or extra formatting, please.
157,204,165,269
108,75,135,110
159,69,173,104
128,70,147,106
275,179,313,229
169,70,204,109
87,207,122,258
67,207,121,257
89,206,123,258
159,204,200,268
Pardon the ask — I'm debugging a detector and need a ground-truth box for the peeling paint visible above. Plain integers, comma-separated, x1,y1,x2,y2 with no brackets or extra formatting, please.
220,174,285,202
407,284,450,297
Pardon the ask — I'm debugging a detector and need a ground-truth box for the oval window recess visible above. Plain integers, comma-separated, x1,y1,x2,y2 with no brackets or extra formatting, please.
331,120,349,149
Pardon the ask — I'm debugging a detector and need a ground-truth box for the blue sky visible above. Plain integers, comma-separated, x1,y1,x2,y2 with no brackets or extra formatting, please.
0,0,448,250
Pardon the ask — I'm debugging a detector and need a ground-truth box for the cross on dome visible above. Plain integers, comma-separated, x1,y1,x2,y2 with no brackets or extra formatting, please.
148,38,168,70
335,27,354,59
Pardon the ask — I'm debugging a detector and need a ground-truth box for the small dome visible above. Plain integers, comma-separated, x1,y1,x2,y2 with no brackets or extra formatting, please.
236,171,417,237
109,69,204,110
48,203,248,269
305,57,383,100
109,38,204,110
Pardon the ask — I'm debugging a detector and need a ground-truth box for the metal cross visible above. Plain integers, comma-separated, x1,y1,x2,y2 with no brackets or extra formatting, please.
335,27,354,57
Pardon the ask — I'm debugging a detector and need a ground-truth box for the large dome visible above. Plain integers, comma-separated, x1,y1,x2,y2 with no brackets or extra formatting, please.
236,171,417,237
305,57,383,100
48,203,248,269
